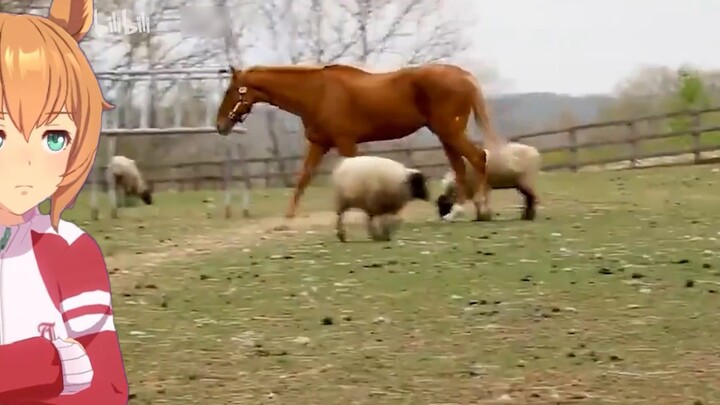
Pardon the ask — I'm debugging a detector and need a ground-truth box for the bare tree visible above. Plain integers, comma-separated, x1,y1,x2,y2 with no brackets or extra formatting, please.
336,0,473,65
0,1,49,14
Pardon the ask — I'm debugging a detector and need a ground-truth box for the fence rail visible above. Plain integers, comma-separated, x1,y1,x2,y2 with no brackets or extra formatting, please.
95,106,720,191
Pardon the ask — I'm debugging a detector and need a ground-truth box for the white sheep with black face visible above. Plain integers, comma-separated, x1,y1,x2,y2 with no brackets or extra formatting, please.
437,142,541,221
332,156,430,242
108,156,153,206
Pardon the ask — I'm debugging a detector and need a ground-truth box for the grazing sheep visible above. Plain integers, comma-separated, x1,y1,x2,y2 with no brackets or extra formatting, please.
109,156,153,206
437,142,541,220
332,156,430,242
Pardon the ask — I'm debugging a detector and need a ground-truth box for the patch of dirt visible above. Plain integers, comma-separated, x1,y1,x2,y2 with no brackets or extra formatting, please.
105,210,371,271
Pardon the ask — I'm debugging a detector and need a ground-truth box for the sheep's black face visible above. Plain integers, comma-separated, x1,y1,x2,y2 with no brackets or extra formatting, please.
407,171,430,201
140,190,153,205
436,194,453,218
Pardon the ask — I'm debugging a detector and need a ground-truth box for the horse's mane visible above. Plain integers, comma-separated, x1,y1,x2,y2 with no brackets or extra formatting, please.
245,64,369,75
322,64,370,74
245,64,325,73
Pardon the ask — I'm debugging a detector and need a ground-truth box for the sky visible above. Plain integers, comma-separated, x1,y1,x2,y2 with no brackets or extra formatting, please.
77,0,718,97
471,0,718,95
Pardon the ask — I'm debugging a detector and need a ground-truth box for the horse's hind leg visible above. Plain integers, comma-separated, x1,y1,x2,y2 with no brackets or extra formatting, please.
444,136,490,221
517,181,538,220
439,144,469,221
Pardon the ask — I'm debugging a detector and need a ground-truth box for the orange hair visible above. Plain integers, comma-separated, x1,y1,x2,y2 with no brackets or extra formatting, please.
0,0,112,229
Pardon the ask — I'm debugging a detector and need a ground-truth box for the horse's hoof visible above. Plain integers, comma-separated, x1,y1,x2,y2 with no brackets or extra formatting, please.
442,213,460,222
474,213,493,222
441,203,465,222
336,233,346,242
522,211,536,221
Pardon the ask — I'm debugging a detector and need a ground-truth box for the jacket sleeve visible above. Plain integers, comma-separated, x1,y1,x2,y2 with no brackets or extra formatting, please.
52,233,129,404
0,337,64,401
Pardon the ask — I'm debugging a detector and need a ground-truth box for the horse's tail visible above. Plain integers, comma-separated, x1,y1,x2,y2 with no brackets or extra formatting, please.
467,75,503,149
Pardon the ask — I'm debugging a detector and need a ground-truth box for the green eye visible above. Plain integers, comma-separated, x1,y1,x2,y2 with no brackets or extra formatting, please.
43,131,69,152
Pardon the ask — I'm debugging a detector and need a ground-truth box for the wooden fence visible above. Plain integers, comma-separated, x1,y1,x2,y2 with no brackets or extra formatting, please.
96,107,720,191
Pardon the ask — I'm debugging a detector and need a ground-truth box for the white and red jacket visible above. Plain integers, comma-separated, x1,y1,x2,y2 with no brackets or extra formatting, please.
0,207,128,404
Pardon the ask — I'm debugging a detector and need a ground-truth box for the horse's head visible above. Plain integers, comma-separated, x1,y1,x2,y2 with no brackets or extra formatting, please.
216,66,263,135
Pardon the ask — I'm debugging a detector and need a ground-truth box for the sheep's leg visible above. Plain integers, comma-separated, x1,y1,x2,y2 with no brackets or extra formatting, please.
517,181,538,220
374,215,392,242
366,215,377,240
383,214,401,241
335,199,349,242
116,184,125,207
379,216,391,241
336,210,347,242
387,215,401,235
366,215,382,241
474,186,493,221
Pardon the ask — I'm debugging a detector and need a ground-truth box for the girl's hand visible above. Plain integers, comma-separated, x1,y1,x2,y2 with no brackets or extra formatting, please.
52,338,94,394
62,337,82,349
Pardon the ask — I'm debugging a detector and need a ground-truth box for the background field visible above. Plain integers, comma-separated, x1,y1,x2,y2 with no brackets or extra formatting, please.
62,165,720,404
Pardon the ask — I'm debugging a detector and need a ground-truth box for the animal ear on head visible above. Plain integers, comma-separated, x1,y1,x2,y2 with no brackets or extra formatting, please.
47,0,94,42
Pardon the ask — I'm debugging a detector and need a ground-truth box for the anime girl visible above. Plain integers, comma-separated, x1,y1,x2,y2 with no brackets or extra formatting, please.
0,0,128,403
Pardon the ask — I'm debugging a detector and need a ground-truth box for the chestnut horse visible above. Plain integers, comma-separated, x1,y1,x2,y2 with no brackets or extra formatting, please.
216,63,499,220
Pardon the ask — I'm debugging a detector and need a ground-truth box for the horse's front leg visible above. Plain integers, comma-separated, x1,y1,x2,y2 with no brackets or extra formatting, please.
286,141,329,218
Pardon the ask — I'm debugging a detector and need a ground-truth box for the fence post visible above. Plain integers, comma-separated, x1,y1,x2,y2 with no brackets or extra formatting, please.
265,160,272,186
90,160,100,220
568,128,579,171
223,140,232,219
193,166,201,190
235,143,252,218
405,144,415,167
105,136,118,219
627,121,639,168
691,111,702,164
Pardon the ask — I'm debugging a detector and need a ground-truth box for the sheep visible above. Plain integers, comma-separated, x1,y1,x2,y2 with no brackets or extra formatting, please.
331,156,430,242
437,142,541,221
108,155,153,206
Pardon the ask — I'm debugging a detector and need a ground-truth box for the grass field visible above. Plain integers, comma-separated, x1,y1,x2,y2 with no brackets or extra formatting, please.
63,165,720,404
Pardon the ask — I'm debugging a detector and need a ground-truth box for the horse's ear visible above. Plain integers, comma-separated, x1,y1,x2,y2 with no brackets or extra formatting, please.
47,0,94,42
229,66,236,73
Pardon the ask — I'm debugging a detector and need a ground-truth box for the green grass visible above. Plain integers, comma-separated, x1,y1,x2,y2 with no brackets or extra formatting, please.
64,165,720,404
